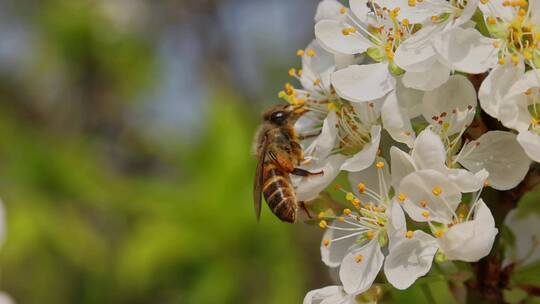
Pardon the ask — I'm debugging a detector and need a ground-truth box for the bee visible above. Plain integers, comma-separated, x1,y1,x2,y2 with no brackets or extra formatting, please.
253,104,323,223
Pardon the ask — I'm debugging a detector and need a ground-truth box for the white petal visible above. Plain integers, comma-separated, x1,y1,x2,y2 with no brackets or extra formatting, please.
315,0,348,22
384,230,438,290
396,79,424,118
306,111,339,160
458,131,531,190
390,146,416,190
0,293,14,304
394,25,439,72
387,201,408,251
339,239,384,294
400,170,462,224
446,168,489,193
302,40,336,92
503,209,540,268
332,63,396,102
479,62,524,119
348,158,391,203
479,0,514,21
349,0,378,25
411,128,446,171
402,61,450,91
315,20,373,55
433,27,498,74
421,74,476,135
321,220,358,267
498,94,533,132
439,200,498,262
295,155,348,201
377,0,448,23
517,131,540,163
381,91,415,147
341,125,381,172
530,0,540,24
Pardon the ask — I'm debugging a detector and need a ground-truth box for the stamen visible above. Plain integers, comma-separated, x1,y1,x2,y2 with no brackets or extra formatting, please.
355,254,364,263
406,230,414,239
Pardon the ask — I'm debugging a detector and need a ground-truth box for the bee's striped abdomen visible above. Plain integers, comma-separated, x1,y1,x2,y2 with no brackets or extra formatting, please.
262,162,297,223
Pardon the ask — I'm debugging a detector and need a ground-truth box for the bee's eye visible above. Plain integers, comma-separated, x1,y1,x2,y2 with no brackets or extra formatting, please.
270,111,287,123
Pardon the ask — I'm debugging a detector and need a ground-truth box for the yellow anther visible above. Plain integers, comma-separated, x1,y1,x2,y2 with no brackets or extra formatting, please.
357,183,366,193
366,231,375,240
306,48,316,57
511,54,520,64
432,186,442,196
343,208,352,215
408,0,416,6
422,211,430,218
278,91,287,98
313,79,321,86
319,220,328,229
323,239,330,246
434,230,445,238
492,41,501,48
375,161,385,169
386,51,395,60
420,200,428,208
346,192,354,201
296,49,305,57
297,69,303,77
503,0,511,6
318,212,325,219
398,193,407,203
327,102,337,111
288,68,297,77
405,230,414,239
338,216,345,222
341,27,357,36
517,0,527,7
487,16,497,25
498,57,506,65
431,15,439,22
480,0,489,4
355,254,364,263
402,18,410,26
531,118,540,126
524,50,533,60
339,6,348,14
518,9,526,17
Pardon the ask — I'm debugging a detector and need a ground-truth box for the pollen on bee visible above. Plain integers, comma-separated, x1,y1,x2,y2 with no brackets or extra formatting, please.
357,183,366,193
422,211,430,218
345,192,354,201
355,254,363,263
319,220,328,229
398,193,407,203
405,230,414,239
432,186,442,196
323,239,330,246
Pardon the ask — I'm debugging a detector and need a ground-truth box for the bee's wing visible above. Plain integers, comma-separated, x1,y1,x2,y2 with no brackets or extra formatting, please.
253,134,268,222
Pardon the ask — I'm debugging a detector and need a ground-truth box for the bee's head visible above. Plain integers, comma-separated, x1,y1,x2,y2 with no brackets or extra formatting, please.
263,104,308,125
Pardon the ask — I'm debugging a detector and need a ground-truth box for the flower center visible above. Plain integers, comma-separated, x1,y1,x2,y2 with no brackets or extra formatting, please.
525,87,540,134
331,103,374,155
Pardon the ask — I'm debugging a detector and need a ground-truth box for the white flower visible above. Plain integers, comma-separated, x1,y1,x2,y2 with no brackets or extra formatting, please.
503,209,540,268
398,170,498,262
319,160,438,293
394,0,480,90
304,285,358,304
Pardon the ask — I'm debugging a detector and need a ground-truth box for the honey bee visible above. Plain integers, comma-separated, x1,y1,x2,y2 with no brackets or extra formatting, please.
253,104,323,223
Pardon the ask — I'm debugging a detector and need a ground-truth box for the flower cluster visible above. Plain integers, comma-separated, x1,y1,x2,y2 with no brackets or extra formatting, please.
271,0,540,302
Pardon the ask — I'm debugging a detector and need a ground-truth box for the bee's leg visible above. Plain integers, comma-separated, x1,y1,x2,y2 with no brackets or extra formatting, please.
299,201,312,219
291,168,324,177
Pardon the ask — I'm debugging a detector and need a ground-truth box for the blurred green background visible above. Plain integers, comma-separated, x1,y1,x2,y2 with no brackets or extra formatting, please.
0,0,329,303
